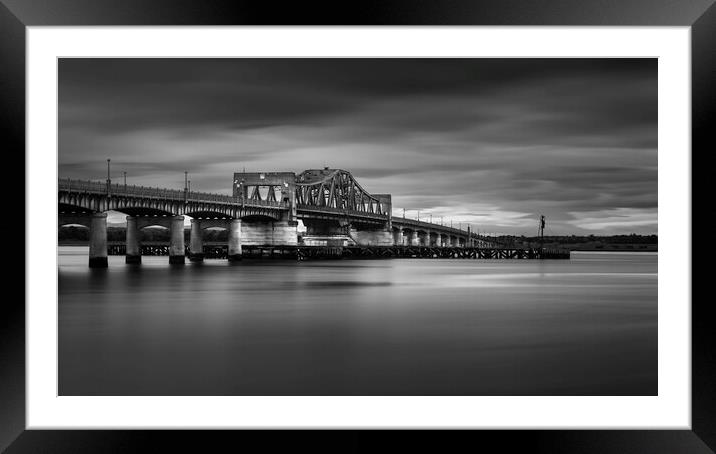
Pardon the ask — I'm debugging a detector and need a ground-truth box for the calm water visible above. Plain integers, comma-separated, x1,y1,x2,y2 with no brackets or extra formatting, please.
58,248,657,395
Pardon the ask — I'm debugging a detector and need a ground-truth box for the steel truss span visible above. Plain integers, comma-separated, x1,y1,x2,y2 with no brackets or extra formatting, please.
295,168,389,216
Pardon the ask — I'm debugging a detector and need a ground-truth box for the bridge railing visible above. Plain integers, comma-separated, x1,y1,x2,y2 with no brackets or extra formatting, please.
392,218,505,247
395,217,471,236
58,178,285,207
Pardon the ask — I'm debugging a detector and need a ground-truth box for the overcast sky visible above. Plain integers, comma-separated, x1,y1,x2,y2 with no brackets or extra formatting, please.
59,58,657,235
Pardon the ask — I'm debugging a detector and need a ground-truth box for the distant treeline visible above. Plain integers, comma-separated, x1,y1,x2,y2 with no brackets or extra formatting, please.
58,226,228,243
515,234,657,244
492,234,657,251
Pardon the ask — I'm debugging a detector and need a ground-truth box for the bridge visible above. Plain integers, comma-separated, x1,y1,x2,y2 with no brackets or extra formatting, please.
58,167,548,267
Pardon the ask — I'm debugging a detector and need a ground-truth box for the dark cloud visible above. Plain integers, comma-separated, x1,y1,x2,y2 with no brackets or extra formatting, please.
58,58,657,235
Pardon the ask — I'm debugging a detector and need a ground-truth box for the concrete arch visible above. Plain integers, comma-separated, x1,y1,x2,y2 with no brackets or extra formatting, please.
112,207,176,217
59,202,96,215
138,224,170,230
194,218,230,230
58,221,90,229
58,211,93,228
135,217,178,230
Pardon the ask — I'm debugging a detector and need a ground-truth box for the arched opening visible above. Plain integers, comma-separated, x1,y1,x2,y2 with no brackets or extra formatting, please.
138,225,170,243
202,226,228,242
116,207,176,217
241,214,279,223
58,203,93,215
58,224,89,242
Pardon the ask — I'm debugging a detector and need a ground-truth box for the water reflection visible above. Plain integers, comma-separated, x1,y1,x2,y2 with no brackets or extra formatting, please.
59,249,657,396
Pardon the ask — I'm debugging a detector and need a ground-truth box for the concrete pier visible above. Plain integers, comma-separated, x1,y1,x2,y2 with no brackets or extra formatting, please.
189,219,204,262
429,232,439,247
417,231,429,246
228,218,242,261
88,212,108,268
169,216,185,264
408,230,418,246
125,216,141,264
393,228,403,246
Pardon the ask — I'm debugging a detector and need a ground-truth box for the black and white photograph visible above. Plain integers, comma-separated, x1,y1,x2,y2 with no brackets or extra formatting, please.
56,57,658,397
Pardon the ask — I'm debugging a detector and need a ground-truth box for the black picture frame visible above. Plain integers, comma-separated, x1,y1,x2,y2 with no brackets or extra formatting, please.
2,1,712,452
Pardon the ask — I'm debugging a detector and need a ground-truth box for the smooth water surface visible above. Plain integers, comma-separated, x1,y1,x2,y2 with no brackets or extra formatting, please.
59,248,657,395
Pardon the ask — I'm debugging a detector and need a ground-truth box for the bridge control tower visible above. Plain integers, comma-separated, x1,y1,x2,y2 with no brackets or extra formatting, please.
233,171,297,222
232,171,298,246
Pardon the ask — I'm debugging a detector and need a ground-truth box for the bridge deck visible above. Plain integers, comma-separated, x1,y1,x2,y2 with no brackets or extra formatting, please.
59,178,486,241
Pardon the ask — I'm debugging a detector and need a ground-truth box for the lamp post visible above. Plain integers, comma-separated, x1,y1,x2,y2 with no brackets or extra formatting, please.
123,171,127,192
417,210,420,222
106,159,111,197
184,171,188,203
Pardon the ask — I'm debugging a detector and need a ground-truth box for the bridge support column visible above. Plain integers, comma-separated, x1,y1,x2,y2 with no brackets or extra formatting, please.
169,216,185,264
228,219,242,261
88,212,108,268
393,228,403,246
125,216,141,264
429,232,439,247
408,230,418,246
189,219,204,262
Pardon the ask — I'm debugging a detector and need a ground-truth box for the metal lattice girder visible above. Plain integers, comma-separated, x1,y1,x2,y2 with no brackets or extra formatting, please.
295,169,386,216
